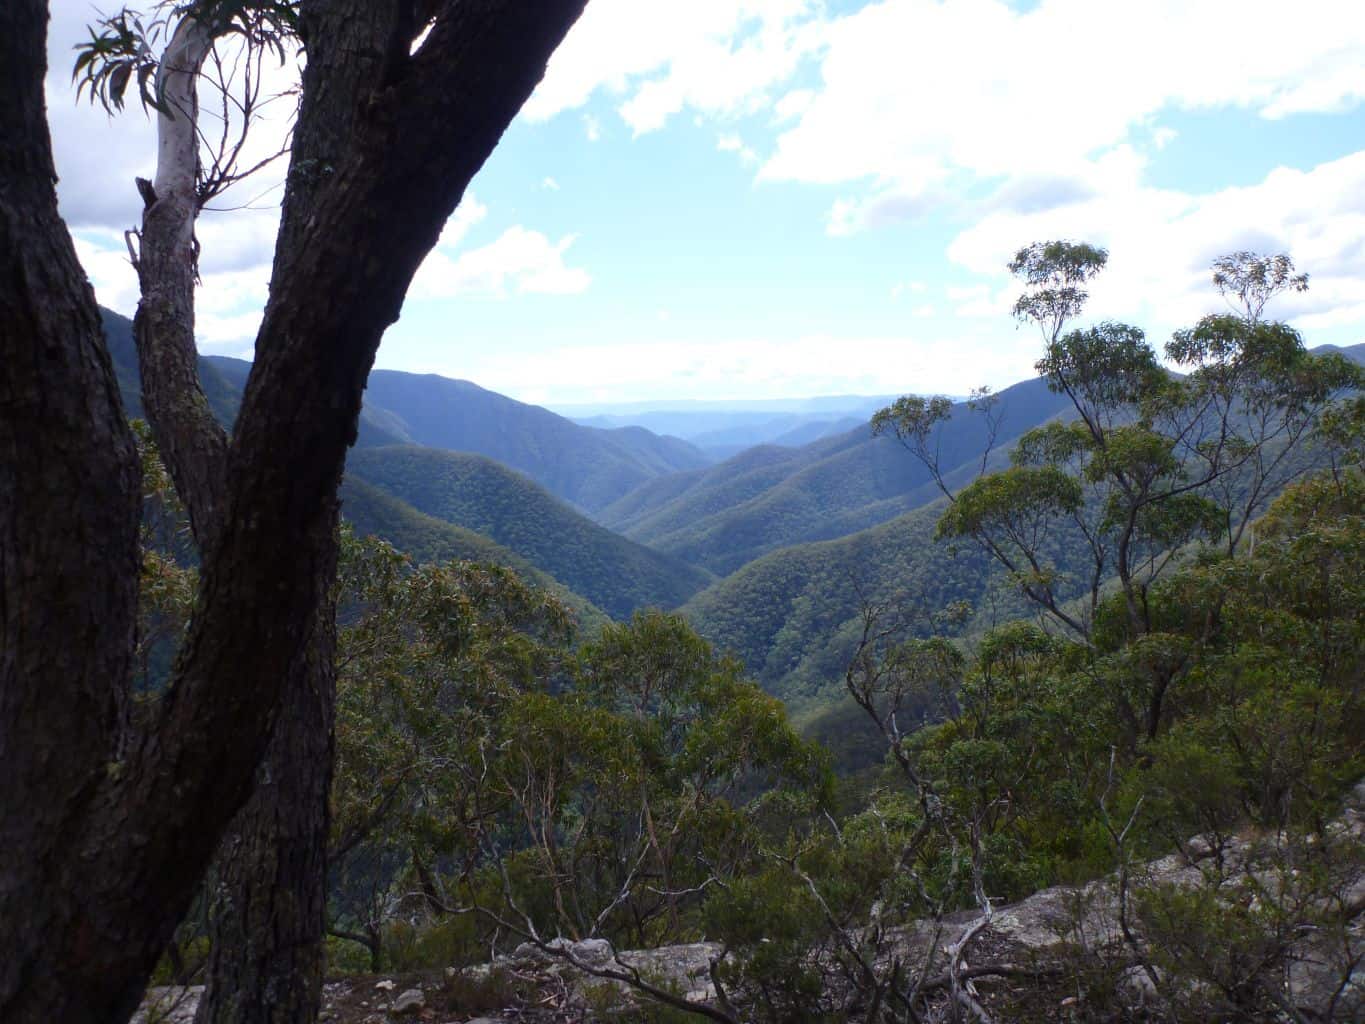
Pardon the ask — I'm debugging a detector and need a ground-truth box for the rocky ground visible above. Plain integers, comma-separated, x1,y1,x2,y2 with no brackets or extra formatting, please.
136,783,1365,1023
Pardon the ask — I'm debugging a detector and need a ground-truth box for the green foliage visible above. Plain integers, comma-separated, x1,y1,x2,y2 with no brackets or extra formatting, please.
347,446,713,619
869,393,954,453
1209,250,1309,322
329,603,830,970
701,461,1361,1021
73,2,298,115
895,244,1360,657
129,422,197,694
920,467,1360,884
1131,833,1364,1022
328,530,576,962
938,464,1083,544
607,375,1072,577
1008,239,1108,339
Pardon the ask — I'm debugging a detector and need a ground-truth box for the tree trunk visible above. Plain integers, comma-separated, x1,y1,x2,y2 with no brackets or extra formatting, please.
129,12,335,1020
0,2,587,1021
195,594,337,1024
0,2,143,1015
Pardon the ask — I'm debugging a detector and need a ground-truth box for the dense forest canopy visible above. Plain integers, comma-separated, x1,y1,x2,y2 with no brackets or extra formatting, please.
3,0,1364,1020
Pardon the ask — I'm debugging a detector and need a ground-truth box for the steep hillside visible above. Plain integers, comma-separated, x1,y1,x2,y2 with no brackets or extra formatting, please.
347,446,713,620
103,307,708,503
204,354,411,447
338,477,606,629
358,371,711,512
603,377,1073,575
598,445,800,535
1314,341,1365,365
769,416,864,447
680,497,1074,708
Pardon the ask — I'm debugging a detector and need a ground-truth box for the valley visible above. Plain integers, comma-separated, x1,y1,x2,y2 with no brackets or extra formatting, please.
12,4,1365,1019
103,306,1365,718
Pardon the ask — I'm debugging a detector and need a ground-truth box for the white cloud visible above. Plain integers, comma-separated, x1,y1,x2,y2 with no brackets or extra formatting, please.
946,150,1365,340
74,227,272,354
542,176,561,191
73,231,139,313
773,87,815,123
195,208,282,276
440,194,489,249
827,186,946,236
762,0,1365,214
524,0,823,134
717,132,760,166
413,226,591,299
48,6,299,232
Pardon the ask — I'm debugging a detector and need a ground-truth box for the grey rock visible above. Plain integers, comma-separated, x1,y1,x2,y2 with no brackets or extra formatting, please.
131,987,201,1024
389,987,425,1015
1117,965,1161,1006
572,937,614,966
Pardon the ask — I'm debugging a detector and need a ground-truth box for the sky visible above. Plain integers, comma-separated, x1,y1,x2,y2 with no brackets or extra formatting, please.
46,0,1365,407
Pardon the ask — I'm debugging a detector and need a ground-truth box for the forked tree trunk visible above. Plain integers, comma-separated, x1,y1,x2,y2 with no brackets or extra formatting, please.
128,12,336,1021
0,2,588,1022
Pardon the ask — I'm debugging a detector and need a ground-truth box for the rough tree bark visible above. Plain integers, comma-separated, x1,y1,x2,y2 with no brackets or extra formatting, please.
193,611,337,1024
125,12,336,1021
0,2,588,1021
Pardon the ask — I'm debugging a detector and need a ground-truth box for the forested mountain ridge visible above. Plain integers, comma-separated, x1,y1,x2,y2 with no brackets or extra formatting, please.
104,309,414,448
216,357,713,509
600,375,1075,575
337,476,607,628
679,495,1039,706
346,445,714,619
101,307,712,512
356,370,712,511
1315,340,1365,365
674,337,1364,706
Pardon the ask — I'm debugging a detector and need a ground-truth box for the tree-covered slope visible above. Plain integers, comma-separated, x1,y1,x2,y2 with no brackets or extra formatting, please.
103,307,708,501
604,377,1073,575
347,446,714,620
338,476,606,629
103,308,409,446
1314,341,1365,366
204,354,412,447
358,371,711,512
679,498,1041,707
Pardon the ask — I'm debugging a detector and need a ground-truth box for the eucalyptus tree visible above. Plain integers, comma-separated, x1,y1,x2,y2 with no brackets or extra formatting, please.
875,245,1361,657
327,531,574,971
0,2,587,1022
